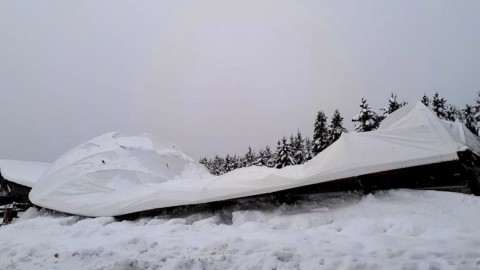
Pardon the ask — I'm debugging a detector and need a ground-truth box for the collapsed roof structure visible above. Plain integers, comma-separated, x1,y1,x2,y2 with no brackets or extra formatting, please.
0,160,50,206
26,103,480,217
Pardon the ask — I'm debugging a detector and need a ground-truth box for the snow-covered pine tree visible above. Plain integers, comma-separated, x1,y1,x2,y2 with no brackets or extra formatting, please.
236,155,245,169
199,157,211,173
455,106,464,121
223,155,230,172
224,154,237,172
208,158,214,174
254,148,268,167
445,105,460,122
199,157,208,166
463,104,477,134
303,137,314,162
211,155,225,176
352,98,380,132
431,92,447,119
421,94,430,108
312,110,329,155
382,93,407,117
264,146,276,167
274,139,282,168
243,146,256,167
231,155,239,171
254,150,263,166
473,92,480,136
289,134,297,162
327,109,347,145
274,136,296,168
292,131,305,164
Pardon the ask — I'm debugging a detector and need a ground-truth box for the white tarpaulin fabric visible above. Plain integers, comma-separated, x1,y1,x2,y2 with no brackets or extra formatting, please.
0,160,51,188
29,103,480,217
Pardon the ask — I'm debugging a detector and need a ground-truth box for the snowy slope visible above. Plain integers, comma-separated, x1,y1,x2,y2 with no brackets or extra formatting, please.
0,160,51,187
2,189,480,269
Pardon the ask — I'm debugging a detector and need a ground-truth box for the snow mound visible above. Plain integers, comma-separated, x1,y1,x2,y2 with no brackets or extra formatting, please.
0,160,51,187
3,190,480,269
29,132,211,216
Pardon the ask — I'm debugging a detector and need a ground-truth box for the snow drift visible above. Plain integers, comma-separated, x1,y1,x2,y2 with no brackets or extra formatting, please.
5,190,480,269
29,103,480,217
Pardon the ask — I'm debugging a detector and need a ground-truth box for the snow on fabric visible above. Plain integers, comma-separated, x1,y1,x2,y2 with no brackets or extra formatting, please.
30,103,480,217
3,190,480,269
0,160,51,187
29,133,212,216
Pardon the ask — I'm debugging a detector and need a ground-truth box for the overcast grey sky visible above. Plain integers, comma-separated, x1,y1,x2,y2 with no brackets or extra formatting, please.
1,0,480,162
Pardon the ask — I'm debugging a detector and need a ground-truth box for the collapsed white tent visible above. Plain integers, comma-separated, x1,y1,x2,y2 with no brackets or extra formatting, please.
29,103,480,217
0,160,51,188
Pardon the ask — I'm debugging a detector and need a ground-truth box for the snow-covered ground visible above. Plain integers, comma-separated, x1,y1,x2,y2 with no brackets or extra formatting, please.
1,189,480,270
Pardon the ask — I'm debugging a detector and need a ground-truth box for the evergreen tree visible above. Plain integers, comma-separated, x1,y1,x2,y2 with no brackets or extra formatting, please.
234,155,243,169
474,92,480,135
243,146,256,167
254,150,264,166
431,92,447,119
455,106,464,121
327,109,347,145
254,147,273,167
236,156,246,168
445,105,459,121
421,94,430,108
474,92,480,112
224,154,237,172
199,157,208,167
264,146,275,167
274,136,296,168
313,110,329,155
292,131,305,164
211,155,225,176
352,98,380,132
382,93,406,116
208,158,214,174
463,104,477,134
288,135,297,163
199,157,212,174
303,137,314,162
231,154,240,171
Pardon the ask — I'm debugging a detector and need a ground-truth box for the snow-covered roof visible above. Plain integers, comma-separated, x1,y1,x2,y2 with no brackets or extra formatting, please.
29,103,480,217
0,160,51,188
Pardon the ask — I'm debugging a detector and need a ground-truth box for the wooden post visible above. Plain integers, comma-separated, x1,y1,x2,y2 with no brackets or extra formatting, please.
2,205,9,225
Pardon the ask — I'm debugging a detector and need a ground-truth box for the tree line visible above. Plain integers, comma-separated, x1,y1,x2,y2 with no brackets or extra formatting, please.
200,92,480,175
